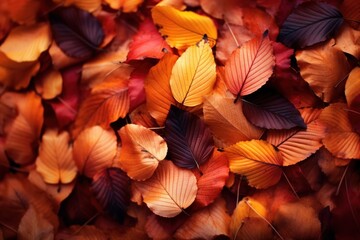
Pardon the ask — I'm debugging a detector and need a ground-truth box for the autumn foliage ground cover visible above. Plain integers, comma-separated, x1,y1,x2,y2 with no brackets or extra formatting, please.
0,0,360,239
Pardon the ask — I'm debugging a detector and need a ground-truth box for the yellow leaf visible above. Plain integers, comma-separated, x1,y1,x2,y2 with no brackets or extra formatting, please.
135,161,197,217
0,22,51,62
145,53,178,126
152,5,217,49
174,198,230,239
53,0,101,12
0,51,40,90
170,39,216,106
104,0,144,12
119,124,167,181
73,126,117,178
35,69,63,100
345,67,360,107
3,92,43,165
36,130,77,184
203,94,263,147
226,140,283,189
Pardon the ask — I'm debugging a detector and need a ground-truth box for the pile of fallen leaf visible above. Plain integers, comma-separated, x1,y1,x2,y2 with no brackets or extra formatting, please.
0,0,359,239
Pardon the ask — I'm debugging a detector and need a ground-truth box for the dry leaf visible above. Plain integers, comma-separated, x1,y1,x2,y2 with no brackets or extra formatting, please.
35,69,63,100
104,0,143,12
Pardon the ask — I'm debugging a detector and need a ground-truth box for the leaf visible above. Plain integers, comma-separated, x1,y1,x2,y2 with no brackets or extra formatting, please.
145,53,178,126
267,120,326,166
203,94,263,147
230,197,272,240
104,0,143,12
225,140,283,189
151,5,217,49
127,18,172,61
340,0,360,29
92,168,130,217
49,7,104,59
296,39,351,102
242,88,306,129
18,205,54,240
4,92,44,165
334,23,360,59
0,51,40,90
35,69,63,100
73,77,129,136
200,0,250,19
53,0,101,12
224,32,275,98
319,103,360,159
165,105,214,169
35,130,77,185
145,213,188,239
0,22,51,62
73,126,117,178
6,0,43,24
170,39,216,107
345,67,360,107
119,124,167,181
135,160,198,218
174,198,230,239
193,151,229,208
278,2,343,48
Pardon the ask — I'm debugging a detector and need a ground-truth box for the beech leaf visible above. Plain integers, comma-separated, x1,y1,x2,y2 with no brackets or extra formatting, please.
50,7,104,59
165,105,214,169
345,67,360,107
170,38,216,107
225,31,275,98
135,161,198,218
279,2,343,48
119,124,167,181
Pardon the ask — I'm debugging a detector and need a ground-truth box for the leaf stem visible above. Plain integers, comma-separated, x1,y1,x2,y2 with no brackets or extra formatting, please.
57,97,77,115
0,221,17,233
225,22,240,47
72,211,101,235
282,171,300,199
336,163,350,196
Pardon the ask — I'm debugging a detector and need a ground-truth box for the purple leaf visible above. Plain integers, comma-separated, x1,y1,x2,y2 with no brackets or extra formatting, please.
165,105,214,169
92,168,130,219
50,7,104,59
242,88,306,129
278,2,343,48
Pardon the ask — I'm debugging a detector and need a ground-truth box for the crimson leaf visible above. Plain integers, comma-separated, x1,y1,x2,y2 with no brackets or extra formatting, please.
242,88,306,129
278,2,343,48
50,7,104,59
165,105,214,169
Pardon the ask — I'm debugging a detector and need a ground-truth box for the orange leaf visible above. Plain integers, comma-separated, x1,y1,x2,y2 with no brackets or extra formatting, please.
200,0,250,19
319,103,360,159
0,22,51,62
334,23,360,59
345,67,360,107
203,94,263,147
35,69,63,100
6,0,44,24
174,198,230,239
340,0,360,29
35,130,77,184
266,108,326,166
3,92,43,165
296,39,351,102
119,124,167,181
152,5,217,49
224,32,275,98
225,140,283,189
73,126,117,178
73,78,130,136
104,0,143,12
135,161,198,217
170,39,216,106
0,51,40,90
53,0,101,12
145,53,178,126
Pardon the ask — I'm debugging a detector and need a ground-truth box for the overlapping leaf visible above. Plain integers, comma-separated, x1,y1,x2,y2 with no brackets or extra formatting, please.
225,140,283,189
174,198,230,239
145,53,178,126
35,130,77,185
165,105,214,169
92,168,130,217
296,39,351,102
35,69,63,100
345,67,360,107
267,108,326,166
104,0,143,12
279,2,343,48
119,124,167,181
53,0,101,12
193,151,229,208
170,38,216,107
334,24,360,59
225,32,275,98
50,7,104,59
135,161,198,218
0,22,51,62
203,94,263,147
151,5,217,49
242,88,306,129
73,126,117,178
340,0,360,28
